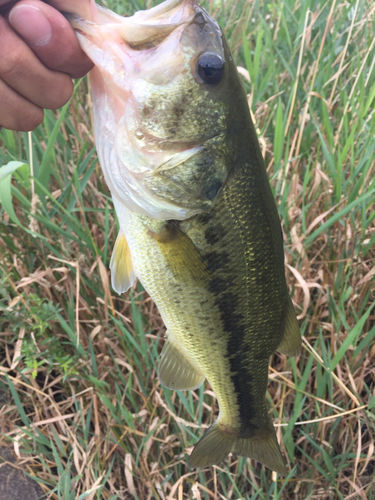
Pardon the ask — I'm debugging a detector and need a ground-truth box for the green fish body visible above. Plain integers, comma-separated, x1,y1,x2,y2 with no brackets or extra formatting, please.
70,0,301,474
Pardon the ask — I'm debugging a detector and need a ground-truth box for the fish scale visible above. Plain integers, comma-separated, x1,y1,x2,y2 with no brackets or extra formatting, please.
117,154,293,472
69,0,301,474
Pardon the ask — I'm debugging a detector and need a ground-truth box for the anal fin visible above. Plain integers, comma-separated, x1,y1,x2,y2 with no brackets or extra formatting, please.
158,335,205,391
110,229,136,294
277,297,301,357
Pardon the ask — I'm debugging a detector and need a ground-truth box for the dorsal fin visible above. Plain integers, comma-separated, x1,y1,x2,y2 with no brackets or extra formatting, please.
110,230,137,294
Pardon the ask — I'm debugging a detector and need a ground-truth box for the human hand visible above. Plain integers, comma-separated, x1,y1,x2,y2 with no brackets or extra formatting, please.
0,0,94,131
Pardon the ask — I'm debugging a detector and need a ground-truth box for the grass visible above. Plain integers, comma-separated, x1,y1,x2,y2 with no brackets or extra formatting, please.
0,0,374,498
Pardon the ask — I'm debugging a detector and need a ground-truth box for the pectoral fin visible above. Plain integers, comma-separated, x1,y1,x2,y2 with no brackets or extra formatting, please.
110,230,137,294
277,297,301,357
158,335,205,391
151,221,209,283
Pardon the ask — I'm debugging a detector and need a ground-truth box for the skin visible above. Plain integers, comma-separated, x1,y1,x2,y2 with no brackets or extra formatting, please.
0,0,94,131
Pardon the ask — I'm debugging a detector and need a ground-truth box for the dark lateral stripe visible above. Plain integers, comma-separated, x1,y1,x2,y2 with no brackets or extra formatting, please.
203,246,259,434
197,188,281,435
215,289,260,435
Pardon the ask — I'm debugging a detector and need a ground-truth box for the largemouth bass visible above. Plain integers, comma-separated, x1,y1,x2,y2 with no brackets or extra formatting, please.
69,0,301,474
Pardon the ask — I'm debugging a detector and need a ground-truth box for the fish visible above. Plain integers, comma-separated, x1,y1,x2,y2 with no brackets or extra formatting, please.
68,0,301,475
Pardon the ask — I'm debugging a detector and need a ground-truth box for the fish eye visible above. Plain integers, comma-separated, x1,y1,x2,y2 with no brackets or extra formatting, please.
196,52,224,84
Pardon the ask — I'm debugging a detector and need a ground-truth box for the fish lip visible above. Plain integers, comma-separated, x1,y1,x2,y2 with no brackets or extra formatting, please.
133,122,210,151
64,13,94,36
65,13,106,39
130,111,222,159
66,1,198,47
65,0,199,25
135,0,198,20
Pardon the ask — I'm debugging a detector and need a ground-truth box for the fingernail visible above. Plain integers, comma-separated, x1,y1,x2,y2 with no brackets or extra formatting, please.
9,5,52,47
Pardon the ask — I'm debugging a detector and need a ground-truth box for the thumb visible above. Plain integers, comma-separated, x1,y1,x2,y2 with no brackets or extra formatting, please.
9,0,93,78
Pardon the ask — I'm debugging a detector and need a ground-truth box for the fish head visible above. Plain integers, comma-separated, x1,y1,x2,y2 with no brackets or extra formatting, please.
70,1,244,219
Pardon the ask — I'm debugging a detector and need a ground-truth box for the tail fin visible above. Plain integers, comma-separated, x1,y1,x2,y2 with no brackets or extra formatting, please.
189,421,287,475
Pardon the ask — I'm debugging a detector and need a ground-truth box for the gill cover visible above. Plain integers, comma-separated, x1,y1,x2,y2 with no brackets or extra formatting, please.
69,1,230,220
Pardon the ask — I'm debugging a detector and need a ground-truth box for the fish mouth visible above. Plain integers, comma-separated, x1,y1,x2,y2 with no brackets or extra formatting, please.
66,1,200,111
67,0,197,49
119,0,197,49
67,1,226,220
66,1,207,159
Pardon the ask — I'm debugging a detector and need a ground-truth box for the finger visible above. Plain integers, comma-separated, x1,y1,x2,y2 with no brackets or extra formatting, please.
9,0,93,78
0,78,44,131
47,0,94,20
0,0,93,17
0,15,73,109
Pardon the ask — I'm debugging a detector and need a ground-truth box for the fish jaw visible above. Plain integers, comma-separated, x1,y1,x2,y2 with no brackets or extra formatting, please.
69,1,231,220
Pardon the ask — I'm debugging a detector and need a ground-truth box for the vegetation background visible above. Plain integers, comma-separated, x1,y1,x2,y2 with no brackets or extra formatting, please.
0,0,374,498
